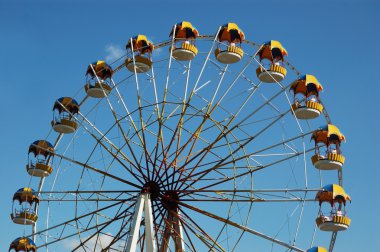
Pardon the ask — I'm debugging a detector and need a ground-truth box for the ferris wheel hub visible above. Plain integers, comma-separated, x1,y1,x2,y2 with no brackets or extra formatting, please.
162,191,180,210
143,181,161,200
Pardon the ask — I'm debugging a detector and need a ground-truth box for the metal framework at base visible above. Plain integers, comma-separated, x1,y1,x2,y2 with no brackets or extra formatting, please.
126,193,157,252
159,211,185,252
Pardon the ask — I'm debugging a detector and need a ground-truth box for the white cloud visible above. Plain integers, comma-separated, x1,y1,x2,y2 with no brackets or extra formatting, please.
105,44,124,62
154,47,163,56
63,232,124,251
149,36,163,56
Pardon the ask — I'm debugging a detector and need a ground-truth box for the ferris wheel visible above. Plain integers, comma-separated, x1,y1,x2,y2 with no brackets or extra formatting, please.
10,22,351,252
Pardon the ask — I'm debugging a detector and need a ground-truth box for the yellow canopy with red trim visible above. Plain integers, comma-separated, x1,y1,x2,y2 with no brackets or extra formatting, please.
170,21,199,39
13,188,39,204
311,124,346,145
28,140,54,158
126,35,154,54
290,74,323,97
316,184,351,206
217,23,245,43
86,60,113,80
9,237,37,252
258,40,288,61
53,97,79,114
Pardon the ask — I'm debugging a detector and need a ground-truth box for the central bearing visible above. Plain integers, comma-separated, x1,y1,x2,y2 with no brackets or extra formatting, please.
142,181,161,200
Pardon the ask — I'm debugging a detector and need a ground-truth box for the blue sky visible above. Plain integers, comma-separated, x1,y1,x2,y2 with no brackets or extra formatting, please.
0,0,379,251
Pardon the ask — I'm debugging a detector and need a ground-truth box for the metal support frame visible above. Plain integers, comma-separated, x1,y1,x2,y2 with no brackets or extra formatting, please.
329,231,338,252
159,210,185,252
126,193,157,252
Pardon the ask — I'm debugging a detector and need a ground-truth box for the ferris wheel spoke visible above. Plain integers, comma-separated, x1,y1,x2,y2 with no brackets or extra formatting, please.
72,203,134,251
159,114,228,187
167,122,229,190
98,212,132,251
131,70,156,181
183,146,315,193
154,204,190,252
91,66,151,169
151,201,167,241
38,222,115,249
181,220,221,252
180,218,198,252
210,192,245,252
156,30,222,184
182,147,313,194
153,203,171,250
179,196,314,203
156,105,205,164
51,150,142,188
128,38,163,166
33,200,129,248
38,190,139,202
162,128,312,190
178,201,305,252
219,141,312,179
182,78,294,173
164,55,259,186
176,108,292,191
147,63,167,177
71,109,148,183
205,51,261,118
155,198,193,251
167,61,228,160
146,145,167,185
76,199,134,251
177,188,316,202
151,29,178,181
105,100,152,181
162,110,240,167
166,88,291,191
179,207,226,252
169,61,200,190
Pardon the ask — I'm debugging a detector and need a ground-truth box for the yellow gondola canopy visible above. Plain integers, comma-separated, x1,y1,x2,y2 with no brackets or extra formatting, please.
53,97,79,114
13,188,39,204
126,35,154,54
170,21,199,39
9,237,37,252
316,184,351,206
86,61,113,80
311,124,346,145
217,23,245,43
28,140,54,158
258,40,288,61
307,247,328,252
290,74,323,97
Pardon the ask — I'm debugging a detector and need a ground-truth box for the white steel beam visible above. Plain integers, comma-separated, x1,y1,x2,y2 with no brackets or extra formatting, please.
126,193,157,252
144,194,157,252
